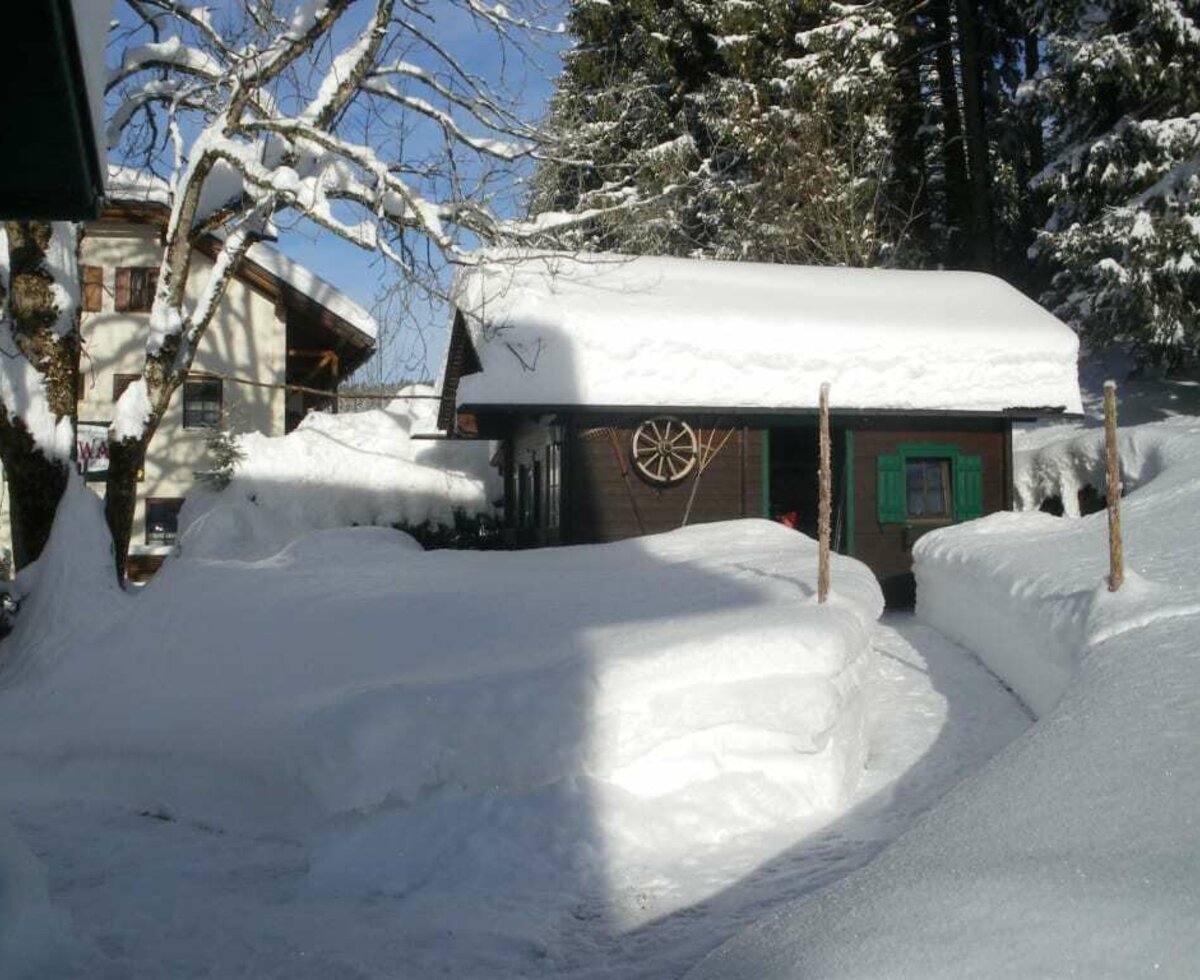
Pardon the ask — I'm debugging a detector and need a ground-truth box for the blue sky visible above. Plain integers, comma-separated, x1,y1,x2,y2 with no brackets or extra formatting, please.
110,1,569,382
273,4,570,381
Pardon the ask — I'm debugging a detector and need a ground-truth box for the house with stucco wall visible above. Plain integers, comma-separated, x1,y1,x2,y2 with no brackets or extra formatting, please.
0,198,376,579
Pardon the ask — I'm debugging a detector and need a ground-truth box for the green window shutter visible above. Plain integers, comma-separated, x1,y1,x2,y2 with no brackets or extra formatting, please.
954,454,984,521
877,453,905,524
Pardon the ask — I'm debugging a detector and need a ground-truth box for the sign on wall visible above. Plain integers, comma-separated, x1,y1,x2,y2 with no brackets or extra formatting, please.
77,422,109,480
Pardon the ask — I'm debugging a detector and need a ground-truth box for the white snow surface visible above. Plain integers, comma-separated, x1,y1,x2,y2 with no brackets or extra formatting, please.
0,519,902,974
180,393,494,561
688,417,1200,978
0,521,880,833
450,251,1083,414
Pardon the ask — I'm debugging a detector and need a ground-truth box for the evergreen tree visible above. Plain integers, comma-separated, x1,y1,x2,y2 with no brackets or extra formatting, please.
530,0,733,256
532,1,907,265
1031,1,1200,367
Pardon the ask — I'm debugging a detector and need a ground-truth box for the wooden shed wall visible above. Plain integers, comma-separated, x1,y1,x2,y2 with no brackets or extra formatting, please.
566,416,763,543
848,419,1011,589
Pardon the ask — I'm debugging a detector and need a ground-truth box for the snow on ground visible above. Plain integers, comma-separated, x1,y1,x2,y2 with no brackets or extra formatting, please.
180,386,496,561
688,417,1200,978
1,612,1029,979
3,518,973,976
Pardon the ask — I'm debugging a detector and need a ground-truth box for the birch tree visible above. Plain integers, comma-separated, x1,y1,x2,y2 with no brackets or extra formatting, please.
95,0,558,574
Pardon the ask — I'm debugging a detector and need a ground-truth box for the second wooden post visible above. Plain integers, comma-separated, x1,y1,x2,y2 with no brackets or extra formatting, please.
818,382,832,603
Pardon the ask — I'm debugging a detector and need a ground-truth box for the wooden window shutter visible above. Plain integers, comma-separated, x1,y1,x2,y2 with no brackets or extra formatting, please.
876,453,904,524
115,268,132,311
953,454,984,521
82,265,103,311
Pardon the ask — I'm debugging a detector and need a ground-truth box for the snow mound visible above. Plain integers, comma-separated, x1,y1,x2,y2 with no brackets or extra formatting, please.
0,477,126,684
0,522,881,893
687,418,1200,978
180,396,495,561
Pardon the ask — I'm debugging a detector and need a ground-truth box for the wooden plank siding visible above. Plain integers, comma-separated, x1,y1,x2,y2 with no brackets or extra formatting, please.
848,418,1011,600
566,415,762,543
480,407,1013,607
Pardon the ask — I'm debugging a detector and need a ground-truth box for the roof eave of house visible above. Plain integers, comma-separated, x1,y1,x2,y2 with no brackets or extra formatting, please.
94,200,376,362
456,402,1073,421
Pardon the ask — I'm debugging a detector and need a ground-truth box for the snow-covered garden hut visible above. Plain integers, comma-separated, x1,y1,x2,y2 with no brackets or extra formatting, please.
438,252,1082,602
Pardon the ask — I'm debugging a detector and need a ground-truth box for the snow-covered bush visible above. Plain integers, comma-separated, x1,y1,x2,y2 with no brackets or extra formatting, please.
180,396,495,562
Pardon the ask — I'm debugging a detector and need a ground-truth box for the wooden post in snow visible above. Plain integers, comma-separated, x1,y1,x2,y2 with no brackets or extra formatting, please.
1104,380,1124,592
818,383,832,604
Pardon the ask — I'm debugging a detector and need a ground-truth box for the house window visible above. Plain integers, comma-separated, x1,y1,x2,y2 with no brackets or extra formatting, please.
145,498,184,545
113,373,140,401
546,442,562,529
115,267,158,312
183,377,222,428
905,458,951,519
877,444,983,525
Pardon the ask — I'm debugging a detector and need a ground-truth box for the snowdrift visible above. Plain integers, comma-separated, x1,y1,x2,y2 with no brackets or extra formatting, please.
0,521,882,896
687,418,1200,977
179,387,495,561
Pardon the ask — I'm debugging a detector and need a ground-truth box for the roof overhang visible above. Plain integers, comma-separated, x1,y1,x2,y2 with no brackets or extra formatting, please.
1,0,110,218
457,404,1075,423
94,200,376,372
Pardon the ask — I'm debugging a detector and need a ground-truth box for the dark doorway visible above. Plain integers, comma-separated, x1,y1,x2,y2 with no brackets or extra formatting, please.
767,424,848,550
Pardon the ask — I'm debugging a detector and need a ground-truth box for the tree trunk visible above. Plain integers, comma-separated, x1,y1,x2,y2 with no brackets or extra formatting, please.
0,427,70,571
1024,32,1045,175
0,220,81,572
890,5,931,256
954,0,996,270
103,438,145,580
931,0,971,262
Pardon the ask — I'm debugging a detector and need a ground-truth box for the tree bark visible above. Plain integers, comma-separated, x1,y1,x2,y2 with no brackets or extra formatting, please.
890,5,931,256
931,0,971,262
954,0,996,270
0,427,70,571
0,220,80,571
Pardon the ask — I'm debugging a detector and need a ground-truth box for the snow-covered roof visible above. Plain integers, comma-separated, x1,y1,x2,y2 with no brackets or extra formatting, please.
449,252,1083,415
103,166,378,343
244,243,377,342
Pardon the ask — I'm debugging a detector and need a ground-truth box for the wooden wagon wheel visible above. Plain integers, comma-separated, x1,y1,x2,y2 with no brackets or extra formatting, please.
630,417,699,485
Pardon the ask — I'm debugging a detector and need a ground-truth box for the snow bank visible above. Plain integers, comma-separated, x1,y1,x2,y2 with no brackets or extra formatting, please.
929,417,1200,714
0,816,79,980
687,418,1200,978
0,478,126,684
0,521,882,928
451,251,1082,414
180,394,494,561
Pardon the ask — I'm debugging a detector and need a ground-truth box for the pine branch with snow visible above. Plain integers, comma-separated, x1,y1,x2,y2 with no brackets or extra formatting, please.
1030,0,1200,367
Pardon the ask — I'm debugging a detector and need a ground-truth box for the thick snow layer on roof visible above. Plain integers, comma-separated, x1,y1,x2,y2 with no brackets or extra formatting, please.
451,252,1083,414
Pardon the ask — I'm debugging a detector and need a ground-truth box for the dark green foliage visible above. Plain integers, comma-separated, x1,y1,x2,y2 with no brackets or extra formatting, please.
392,510,505,551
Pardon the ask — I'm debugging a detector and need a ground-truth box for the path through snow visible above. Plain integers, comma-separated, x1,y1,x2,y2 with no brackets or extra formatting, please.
6,614,1029,978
